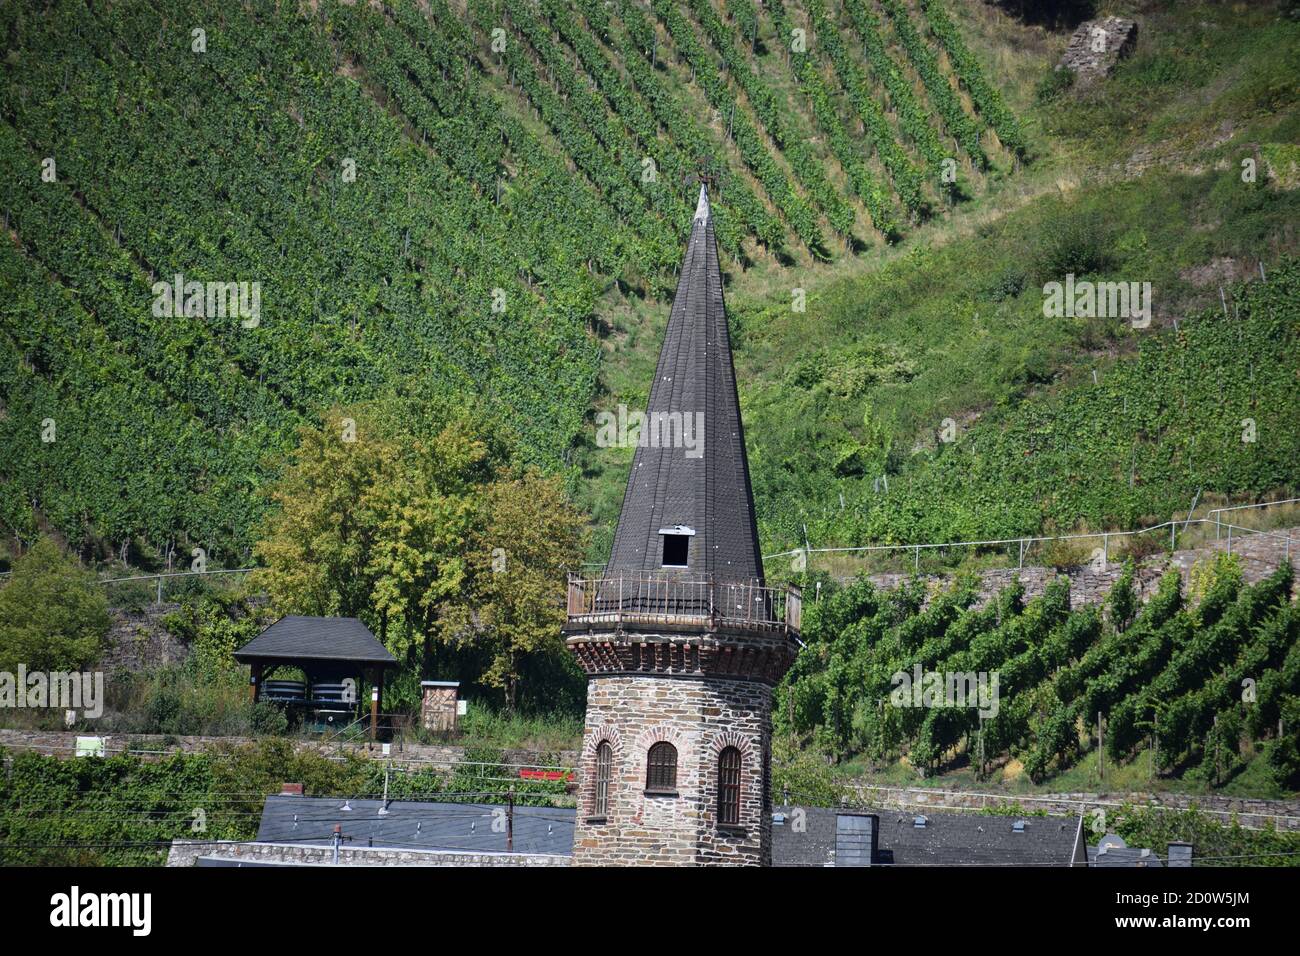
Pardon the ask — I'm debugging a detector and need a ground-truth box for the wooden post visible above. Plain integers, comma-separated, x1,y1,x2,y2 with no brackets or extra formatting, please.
370,669,381,741
1097,712,1104,782
507,787,515,852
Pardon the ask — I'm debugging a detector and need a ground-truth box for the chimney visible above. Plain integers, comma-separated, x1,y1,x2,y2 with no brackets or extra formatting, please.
280,783,304,796
1167,842,1193,867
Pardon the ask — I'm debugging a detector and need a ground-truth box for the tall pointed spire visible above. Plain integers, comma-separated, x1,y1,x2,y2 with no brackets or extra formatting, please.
605,185,764,583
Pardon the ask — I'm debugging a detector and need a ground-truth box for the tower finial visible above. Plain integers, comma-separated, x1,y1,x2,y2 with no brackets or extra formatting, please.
694,183,710,221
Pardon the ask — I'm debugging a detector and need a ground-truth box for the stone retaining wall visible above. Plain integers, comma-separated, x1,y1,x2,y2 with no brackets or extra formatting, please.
0,728,577,770
858,526,1298,611
846,783,1300,832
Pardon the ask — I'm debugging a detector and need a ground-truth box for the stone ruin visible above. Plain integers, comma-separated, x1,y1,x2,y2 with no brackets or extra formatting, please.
1058,17,1139,87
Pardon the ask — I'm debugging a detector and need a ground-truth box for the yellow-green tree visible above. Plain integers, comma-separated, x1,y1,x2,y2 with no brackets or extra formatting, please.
253,404,493,664
441,471,588,713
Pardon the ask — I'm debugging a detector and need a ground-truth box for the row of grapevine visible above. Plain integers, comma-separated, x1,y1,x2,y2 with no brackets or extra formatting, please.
680,0,857,240
0,222,261,551
764,0,901,237
534,0,751,254
817,0,951,171
639,0,825,250
576,0,785,250
177,0,608,451
919,0,1027,156
468,4,671,243
1156,598,1299,773
0,0,608,557
372,0,652,287
870,0,987,168
796,61,901,239
0,7,313,427
497,0,689,230
1108,565,1293,760
803,0,926,215
729,0,761,51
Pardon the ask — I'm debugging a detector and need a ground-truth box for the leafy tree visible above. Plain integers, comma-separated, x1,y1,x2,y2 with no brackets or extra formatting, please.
440,471,588,713
0,537,109,672
253,401,501,665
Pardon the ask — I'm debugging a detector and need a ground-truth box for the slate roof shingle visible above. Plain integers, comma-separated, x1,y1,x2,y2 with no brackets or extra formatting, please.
252,798,1091,866
255,795,574,856
771,806,1086,867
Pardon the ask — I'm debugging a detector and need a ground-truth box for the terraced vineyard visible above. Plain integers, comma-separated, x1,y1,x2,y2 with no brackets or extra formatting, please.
0,0,1025,560
781,556,1300,789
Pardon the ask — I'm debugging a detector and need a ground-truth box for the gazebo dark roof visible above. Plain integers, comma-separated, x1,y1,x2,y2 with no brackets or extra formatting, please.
234,616,396,666
604,185,764,584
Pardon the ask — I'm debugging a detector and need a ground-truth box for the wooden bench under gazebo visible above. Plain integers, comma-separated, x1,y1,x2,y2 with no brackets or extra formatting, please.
234,615,398,739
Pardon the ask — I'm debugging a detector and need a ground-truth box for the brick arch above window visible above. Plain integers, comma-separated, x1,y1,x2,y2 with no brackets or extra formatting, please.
581,725,623,820
581,724,624,761
631,725,686,755
708,731,754,761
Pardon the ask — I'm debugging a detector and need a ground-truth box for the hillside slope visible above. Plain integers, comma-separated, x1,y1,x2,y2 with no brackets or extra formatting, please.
1,0,1033,562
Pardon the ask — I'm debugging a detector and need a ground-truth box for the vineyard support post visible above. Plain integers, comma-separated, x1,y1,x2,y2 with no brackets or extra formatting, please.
507,787,515,853
1097,712,1104,783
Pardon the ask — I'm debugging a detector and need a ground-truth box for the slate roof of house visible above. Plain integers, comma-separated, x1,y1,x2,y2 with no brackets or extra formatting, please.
1086,834,1168,867
604,185,764,585
252,798,1087,866
233,616,397,666
255,796,574,856
771,806,1086,867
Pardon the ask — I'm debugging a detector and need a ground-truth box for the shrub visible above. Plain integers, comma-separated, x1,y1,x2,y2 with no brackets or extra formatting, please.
1034,210,1114,282
0,538,109,673
1034,66,1074,105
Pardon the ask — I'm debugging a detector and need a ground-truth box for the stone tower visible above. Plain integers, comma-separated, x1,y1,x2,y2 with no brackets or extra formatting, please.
564,187,801,866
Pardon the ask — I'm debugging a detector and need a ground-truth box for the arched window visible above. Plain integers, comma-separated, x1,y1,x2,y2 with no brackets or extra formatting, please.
593,740,612,818
646,742,678,793
718,747,742,826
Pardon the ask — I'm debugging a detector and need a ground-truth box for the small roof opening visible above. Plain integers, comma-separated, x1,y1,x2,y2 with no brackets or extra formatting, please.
661,532,690,568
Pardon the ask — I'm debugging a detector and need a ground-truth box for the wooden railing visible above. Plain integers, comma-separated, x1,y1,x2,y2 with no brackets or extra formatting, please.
566,572,801,634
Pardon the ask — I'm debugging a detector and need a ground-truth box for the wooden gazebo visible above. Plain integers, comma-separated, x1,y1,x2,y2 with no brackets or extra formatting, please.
234,615,398,739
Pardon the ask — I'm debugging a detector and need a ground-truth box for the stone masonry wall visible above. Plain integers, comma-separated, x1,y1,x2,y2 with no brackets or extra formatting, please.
573,674,773,866
856,526,1299,611
846,784,1300,832
165,839,569,867
0,728,576,770
1059,17,1138,86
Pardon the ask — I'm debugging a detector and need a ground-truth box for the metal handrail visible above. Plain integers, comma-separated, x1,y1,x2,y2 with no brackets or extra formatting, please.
566,571,799,632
